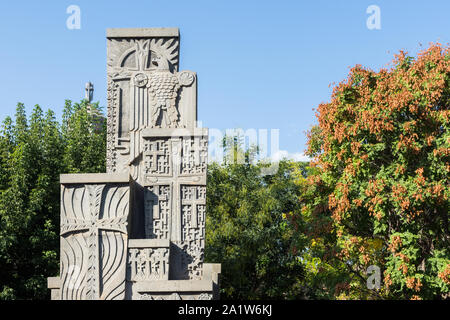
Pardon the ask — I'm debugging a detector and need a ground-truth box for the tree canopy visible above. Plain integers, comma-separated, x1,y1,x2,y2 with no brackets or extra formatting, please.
298,43,449,299
205,137,307,299
0,100,105,299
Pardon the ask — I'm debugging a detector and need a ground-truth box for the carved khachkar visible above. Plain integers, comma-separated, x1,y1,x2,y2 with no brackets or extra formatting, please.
141,132,208,282
58,174,130,300
48,28,220,300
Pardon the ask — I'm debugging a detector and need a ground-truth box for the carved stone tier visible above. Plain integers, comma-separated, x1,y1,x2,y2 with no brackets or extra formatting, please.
51,173,131,300
127,264,221,300
127,239,171,282
125,240,220,300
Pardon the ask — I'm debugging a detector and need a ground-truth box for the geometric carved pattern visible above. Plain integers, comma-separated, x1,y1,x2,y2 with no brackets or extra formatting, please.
139,292,212,300
171,241,204,281
144,185,171,239
107,38,179,75
172,185,206,281
198,293,213,300
139,293,180,300
143,135,208,178
140,134,208,281
181,185,206,231
181,136,208,175
127,247,169,281
143,139,171,176
106,80,119,173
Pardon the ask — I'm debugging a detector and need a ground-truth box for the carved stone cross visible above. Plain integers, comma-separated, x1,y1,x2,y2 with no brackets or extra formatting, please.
60,179,129,300
85,81,94,103
143,135,206,243
60,185,128,236
181,187,206,228
145,142,167,174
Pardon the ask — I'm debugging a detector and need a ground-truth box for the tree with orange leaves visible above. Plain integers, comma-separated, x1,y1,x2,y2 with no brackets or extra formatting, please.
299,44,449,299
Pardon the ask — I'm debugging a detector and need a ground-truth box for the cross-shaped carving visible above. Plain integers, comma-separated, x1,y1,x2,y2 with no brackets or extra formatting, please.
127,247,169,281
145,186,169,239
144,137,206,242
181,187,206,229
181,136,208,174
144,141,167,174
85,82,94,102
149,186,168,219
127,249,139,280
153,226,165,239
60,184,128,300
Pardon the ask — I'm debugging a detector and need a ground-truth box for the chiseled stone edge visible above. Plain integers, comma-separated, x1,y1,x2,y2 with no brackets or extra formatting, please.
47,277,60,289
107,28,179,38
48,277,61,300
203,263,221,278
135,280,213,293
128,239,170,248
142,127,208,138
203,264,221,300
60,173,130,184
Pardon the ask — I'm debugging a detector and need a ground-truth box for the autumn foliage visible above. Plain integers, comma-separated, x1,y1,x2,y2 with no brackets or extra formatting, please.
300,44,449,299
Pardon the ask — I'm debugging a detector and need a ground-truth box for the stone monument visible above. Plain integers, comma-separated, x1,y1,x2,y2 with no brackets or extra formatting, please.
47,28,221,300
85,81,94,103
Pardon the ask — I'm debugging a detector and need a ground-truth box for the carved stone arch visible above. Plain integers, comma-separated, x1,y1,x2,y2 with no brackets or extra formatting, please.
119,47,139,71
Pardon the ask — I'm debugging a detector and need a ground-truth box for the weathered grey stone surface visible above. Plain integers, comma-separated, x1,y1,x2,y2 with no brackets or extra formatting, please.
58,177,130,300
106,27,197,174
48,28,220,300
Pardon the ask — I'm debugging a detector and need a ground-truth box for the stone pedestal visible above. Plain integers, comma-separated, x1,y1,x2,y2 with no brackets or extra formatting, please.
48,28,220,300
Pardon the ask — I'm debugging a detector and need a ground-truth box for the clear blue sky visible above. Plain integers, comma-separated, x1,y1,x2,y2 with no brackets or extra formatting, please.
0,0,448,158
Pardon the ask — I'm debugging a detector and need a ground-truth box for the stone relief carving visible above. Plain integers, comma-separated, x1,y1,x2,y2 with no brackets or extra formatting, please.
181,185,206,230
139,292,212,300
148,70,194,128
49,28,220,300
127,247,169,281
107,38,179,75
106,80,119,173
140,292,182,300
59,182,129,300
171,242,204,280
144,185,171,239
143,139,172,176
197,293,213,300
140,135,208,280
106,34,196,173
181,136,208,175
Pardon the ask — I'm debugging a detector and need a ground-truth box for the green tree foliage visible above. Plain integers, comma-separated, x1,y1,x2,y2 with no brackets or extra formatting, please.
205,136,307,299
0,100,105,299
62,100,106,173
298,44,450,299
